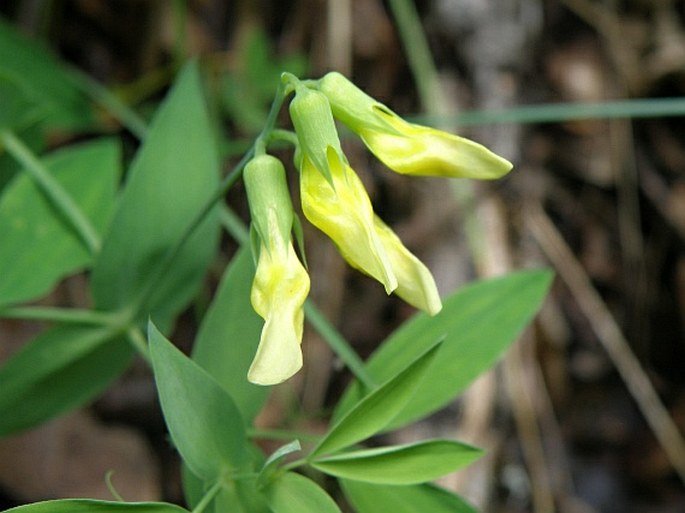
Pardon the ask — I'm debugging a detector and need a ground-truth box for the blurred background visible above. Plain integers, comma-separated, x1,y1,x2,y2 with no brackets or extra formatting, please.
1,1,685,512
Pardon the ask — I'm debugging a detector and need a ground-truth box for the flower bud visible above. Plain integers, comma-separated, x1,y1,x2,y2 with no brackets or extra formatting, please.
319,72,513,179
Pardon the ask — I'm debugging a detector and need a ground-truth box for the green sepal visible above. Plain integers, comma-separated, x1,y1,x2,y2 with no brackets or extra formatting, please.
243,154,294,250
288,87,345,187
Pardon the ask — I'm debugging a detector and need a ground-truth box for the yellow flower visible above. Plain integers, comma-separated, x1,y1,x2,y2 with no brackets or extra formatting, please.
243,155,310,385
318,72,513,179
300,152,442,315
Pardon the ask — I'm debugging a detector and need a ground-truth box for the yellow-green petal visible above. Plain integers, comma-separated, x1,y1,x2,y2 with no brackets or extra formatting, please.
300,149,397,294
248,240,310,385
361,109,513,179
319,71,513,179
372,216,442,315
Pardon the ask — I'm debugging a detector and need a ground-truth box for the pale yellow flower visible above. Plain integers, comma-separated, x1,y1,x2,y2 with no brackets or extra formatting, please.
299,147,441,315
244,155,310,385
319,72,513,179
248,227,310,385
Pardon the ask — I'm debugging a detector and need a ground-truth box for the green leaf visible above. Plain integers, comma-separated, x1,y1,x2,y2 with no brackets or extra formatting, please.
0,324,132,436
90,62,220,327
0,17,96,131
336,270,553,429
341,481,477,513
0,138,121,307
311,342,440,458
191,248,268,424
312,440,482,485
263,472,341,513
3,499,189,512
0,72,45,130
148,321,247,481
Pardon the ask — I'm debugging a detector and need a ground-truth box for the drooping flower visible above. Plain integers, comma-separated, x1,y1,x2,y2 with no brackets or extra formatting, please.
289,87,442,315
243,154,310,385
318,71,513,179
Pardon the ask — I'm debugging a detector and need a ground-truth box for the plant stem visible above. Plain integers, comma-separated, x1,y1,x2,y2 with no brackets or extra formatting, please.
191,479,223,513
387,0,445,117
127,325,151,363
303,302,377,391
219,204,249,245
0,129,101,255
0,306,118,325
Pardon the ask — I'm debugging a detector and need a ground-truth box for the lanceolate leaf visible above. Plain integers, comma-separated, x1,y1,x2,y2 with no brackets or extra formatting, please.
148,322,247,481
341,481,477,513
0,324,132,436
90,62,220,328
336,270,552,429
311,342,441,458
311,439,482,485
0,138,121,307
3,499,189,513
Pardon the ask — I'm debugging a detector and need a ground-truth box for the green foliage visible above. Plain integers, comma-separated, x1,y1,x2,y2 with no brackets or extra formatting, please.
90,62,220,329
0,139,120,307
311,440,483,484
0,324,132,436
149,322,248,480
311,343,441,458
335,269,553,429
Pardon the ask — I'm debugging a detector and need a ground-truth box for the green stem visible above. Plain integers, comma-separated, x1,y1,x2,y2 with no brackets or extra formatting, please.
126,325,151,363
387,0,445,117
417,96,685,126
303,302,377,391
172,0,188,67
219,204,249,245
191,479,223,513
0,306,118,325
0,129,101,255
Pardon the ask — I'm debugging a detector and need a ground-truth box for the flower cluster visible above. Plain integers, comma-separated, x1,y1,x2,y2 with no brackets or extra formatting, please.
243,72,513,385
